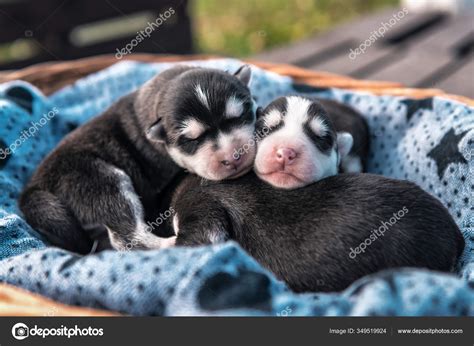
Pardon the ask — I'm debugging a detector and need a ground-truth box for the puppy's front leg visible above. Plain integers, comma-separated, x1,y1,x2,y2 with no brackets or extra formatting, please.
63,160,175,251
103,167,176,251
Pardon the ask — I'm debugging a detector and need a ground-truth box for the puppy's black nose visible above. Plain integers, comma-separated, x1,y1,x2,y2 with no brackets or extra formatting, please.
221,156,242,170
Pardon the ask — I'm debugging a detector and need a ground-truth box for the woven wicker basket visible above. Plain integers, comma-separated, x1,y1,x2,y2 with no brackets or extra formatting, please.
0,54,472,105
0,54,472,316
0,284,117,316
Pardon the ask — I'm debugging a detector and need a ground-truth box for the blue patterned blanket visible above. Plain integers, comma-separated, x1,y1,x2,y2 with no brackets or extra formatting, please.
0,59,472,316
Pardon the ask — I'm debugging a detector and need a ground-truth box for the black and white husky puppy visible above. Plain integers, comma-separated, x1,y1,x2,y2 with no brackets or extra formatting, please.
20,65,256,254
170,97,464,292
255,96,369,189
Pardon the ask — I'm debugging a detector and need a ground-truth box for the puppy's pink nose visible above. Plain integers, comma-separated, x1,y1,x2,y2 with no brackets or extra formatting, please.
276,147,297,165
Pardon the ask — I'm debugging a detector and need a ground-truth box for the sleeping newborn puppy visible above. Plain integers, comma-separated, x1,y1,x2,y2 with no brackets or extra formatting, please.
171,174,464,292
20,65,256,254
255,96,369,189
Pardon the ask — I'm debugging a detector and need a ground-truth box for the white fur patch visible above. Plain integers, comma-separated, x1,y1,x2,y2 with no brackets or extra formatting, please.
341,155,363,173
173,214,180,235
195,84,210,109
179,118,207,139
336,132,354,160
225,96,244,118
309,117,328,136
217,124,254,152
285,96,311,126
168,141,213,176
264,109,283,129
266,96,311,147
168,123,255,180
108,167,176,250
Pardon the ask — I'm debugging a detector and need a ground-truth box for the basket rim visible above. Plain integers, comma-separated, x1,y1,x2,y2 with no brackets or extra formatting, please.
0,53,472,106
0,283,119,316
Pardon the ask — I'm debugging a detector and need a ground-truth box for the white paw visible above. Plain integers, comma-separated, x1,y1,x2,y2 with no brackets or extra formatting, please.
161,236,176,248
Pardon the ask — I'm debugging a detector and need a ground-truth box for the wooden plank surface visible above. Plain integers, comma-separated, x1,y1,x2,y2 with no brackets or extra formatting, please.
368,13,473,87
312,45,398,77
366,47,453,86
311,11,449,78
254,7,474,99
435,59,474,97
411,14,474,52
254,7,397,65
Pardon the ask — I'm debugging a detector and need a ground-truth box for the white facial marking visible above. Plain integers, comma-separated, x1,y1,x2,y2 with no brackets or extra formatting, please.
168,123,255,180
225,95,244,118
264,109,283,129
168,141,213,176
309,117,328,137
285,96,311,126
107,167,176,250
217,124,255,153
195,84,210,110
259,96,311,150
179,118,207,139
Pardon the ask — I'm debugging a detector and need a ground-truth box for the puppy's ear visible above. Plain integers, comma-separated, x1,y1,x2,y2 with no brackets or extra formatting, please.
256,107,264,119
336,132,353,159
234,65,252,86
146,120,167,144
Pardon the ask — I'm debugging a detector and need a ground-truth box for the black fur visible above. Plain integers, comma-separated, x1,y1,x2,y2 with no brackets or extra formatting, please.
172,173,464,292
317,98,370,169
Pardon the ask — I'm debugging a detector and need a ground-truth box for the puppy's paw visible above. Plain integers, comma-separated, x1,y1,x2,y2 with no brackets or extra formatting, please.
161,236,176,248
137,233,176,250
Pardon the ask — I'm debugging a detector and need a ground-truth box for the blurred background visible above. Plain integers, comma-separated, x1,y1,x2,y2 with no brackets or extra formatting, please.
0,0,472,96
193,0,398,56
